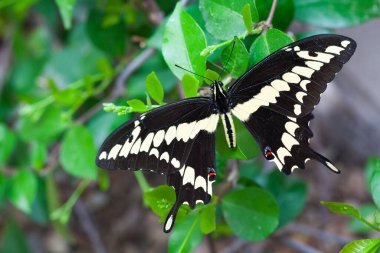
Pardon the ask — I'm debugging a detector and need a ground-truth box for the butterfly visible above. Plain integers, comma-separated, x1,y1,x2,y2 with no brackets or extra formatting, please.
96,34,356,232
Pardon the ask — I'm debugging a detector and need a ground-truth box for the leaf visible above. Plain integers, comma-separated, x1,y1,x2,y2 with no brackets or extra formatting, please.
169,213,203,253
127,99,147,113
349,204,378,234
0,219,31,253
18,105,68,143
146,71,165,104
60,125,98,180
321,201,361,219
181,74,199,98
339,239,380,253
86,9,128,56
256,0,294,31
199,0,259,40
29,176,49,224
205,69,219,85
163,3,207,82
199,204,216,234
242,3,253,33
221,37,249,78
216,124,247,160
30,142,47,171
222,187,279,241
263,171,307,227
295,0,380,28
249,28,294,66
144,185,189,222
365,157,380,210
55,0,77,29
0,124,16,166
8,169,38,214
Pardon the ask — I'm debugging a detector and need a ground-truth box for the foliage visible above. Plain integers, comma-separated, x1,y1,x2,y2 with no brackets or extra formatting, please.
0,0,378,252
322,157,380,252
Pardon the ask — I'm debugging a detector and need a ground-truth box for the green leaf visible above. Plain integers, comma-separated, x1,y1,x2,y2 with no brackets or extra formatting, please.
0,124,16,166
169,213,203,253
321,201,361,218
199,204,216,234
55,0,77,29
29,176,49,224
222,187,279,241
249,28,294,65
295,0,380,28
0,219,31,253
182,74,199,98
30,142,47,171
8,169,38,214
126,99,147,113
0,172,8,208
200,0,259,40
349,204,378,234
162,3,207,82
242,3,253,33
86,9,128,56
18,105,68,143
146,71,164,104
60,125,98,180
263,171,307,227
365,156,380,199
221,37,249,78
205,69,219,85
216,124,247,160
256,0,294,31
339,239,380,253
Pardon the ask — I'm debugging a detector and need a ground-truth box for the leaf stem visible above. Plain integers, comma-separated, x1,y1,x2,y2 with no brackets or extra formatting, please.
134,171,151,193
263,0,278,33
178,215,200,253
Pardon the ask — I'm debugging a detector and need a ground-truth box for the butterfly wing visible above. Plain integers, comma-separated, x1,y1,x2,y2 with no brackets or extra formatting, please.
229,34,356,173
96,98,219,175
164,131,215,232
229,34,356,119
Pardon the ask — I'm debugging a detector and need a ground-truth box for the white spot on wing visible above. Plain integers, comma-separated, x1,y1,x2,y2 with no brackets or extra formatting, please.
183,166,195,185
285,121,299,136
296,92,307,103
341,40,350,48
326,161,339,173
277,147,292,164
292,66,314,78
171,158,180,168
325,45,344,55
140,132,154,152
255,86,280,103
165,126,176,145
271,79,290,91
149,148,159,158
195,176,207,191
130,138,142,154
160,152,169,163
153,130,165,147
294,104,302,115
281,132,299,151
300,80,311,91
165,215,173,232
108,144,122,159
283,72,301,83
297,51,334,63
305,61,324,70
99,151,107,160
291,166,298,172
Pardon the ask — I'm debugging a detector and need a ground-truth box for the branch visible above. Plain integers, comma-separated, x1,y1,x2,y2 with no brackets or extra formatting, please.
74,199,108,253
280,237,323,253
263,0,278,33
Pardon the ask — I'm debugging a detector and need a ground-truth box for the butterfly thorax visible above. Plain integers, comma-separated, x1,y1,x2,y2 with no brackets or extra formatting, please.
211,81,236,148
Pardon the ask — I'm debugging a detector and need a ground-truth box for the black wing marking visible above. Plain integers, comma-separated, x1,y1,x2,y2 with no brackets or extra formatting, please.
229,34,356,120
163,131,215,232
242,107,339,174
96,98,219,175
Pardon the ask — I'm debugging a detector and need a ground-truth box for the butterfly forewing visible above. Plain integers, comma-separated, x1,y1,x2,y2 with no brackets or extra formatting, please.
229,34,356,119
96,98,218,175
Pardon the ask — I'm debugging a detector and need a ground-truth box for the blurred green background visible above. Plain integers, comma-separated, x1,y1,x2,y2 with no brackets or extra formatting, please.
0,0,380,252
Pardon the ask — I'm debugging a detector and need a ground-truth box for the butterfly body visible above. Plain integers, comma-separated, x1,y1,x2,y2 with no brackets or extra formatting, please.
96,34,356,232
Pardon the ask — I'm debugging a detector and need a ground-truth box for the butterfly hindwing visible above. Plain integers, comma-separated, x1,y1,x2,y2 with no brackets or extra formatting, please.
229,34,356,120
164,131,215,232
96,98,218,175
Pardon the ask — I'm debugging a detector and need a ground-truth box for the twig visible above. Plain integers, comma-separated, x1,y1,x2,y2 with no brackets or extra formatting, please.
280,237,323,253
263,0,278,33
0,38,12,98
113,48,156,99
141,0,164,26
74,199,107,253
207,234,217,253
286,223,353,245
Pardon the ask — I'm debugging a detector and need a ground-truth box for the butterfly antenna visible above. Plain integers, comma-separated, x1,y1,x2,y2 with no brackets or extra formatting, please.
218,37,237,80
174,64,214,82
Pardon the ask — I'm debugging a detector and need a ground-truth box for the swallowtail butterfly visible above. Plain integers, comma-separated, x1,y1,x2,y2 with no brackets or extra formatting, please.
96,34,356,232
